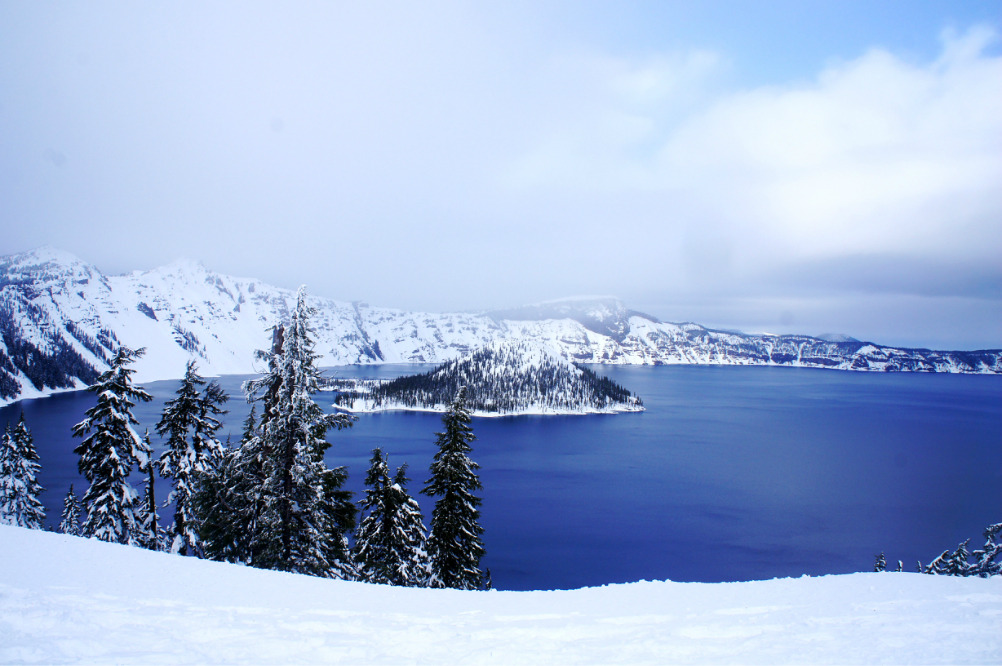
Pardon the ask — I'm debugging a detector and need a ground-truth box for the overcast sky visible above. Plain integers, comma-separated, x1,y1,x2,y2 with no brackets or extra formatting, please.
1,1,1000,350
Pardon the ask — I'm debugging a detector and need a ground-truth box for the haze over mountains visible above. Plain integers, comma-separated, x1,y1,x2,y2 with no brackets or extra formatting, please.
1,247,999,405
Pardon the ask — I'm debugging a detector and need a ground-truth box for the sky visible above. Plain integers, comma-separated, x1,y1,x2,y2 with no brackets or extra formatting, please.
1,1,1000,350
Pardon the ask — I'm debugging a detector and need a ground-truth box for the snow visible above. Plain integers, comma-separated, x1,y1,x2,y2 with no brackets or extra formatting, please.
2,525,1001,664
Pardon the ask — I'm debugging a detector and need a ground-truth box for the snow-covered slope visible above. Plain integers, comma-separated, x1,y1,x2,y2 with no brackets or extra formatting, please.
2,525,1000,664
329,339,645,416
2,247,1000,405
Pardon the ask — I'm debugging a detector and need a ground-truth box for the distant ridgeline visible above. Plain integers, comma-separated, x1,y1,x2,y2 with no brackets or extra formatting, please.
325,342,644,416
2,247,1001,406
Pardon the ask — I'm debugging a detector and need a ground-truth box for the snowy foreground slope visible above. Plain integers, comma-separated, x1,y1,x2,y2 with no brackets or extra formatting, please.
2,526,1000,665
2,246,1001,406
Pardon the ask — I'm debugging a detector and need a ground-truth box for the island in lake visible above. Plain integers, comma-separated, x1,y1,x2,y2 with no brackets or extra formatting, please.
324,341,644,416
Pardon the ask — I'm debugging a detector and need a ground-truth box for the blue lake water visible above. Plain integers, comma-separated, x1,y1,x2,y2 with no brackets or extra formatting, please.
2,365,1000,591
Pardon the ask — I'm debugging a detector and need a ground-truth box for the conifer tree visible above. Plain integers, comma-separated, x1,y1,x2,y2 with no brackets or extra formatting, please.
195,405,263,563
59,484,83,536
72,346,152,545
874,552,886,572
156,361,228,556
355,450,431,586
388,464,433,586
355,449,393,583
914,522,1002,578
422,386,486,590
240,287,356,577
133,431,162,551
972,523,1002,577
0,416,46,529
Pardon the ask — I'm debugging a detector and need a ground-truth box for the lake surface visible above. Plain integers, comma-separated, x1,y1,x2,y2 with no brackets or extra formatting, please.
3,365,1000,591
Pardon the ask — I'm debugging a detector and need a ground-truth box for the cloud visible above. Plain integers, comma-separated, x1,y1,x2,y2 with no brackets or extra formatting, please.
493,25,1001,346
504,25,1001,285
0,5,998,346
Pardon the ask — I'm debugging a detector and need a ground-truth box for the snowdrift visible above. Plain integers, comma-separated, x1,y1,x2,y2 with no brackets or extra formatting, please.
2,525,1000,664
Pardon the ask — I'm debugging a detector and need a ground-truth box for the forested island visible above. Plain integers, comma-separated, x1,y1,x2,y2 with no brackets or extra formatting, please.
324,341,644,416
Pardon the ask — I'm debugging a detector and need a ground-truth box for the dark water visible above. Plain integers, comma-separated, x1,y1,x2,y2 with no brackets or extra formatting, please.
3,365,1000,591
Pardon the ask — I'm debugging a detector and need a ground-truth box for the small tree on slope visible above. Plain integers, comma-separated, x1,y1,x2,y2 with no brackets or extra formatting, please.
59,484,83,536
72,346,152,545
874,552,887,572
905,522,1002,578
355,449,432,586
0,415,46,529
422,386,487,590
156,361,228,556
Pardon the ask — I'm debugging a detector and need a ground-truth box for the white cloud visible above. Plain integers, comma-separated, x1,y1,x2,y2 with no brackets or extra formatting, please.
663,26,1002,261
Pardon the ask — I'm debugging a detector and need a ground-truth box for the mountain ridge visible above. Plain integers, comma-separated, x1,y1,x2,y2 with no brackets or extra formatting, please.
1,247,1000,405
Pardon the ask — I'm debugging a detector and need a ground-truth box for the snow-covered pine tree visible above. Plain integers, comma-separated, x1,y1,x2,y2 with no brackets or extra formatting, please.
59,484,83,536
72,346,152,545
422,386,486,590
0,425,13,524
319,464,358,580
355,449,393,583
194,405,263,563
921,523,1002,578
156,361,228,556
355,449,432,586
971,523,1002,577
133,431,162,551
0,416,46,529
945,539,972,576
243,287,356,577
388,464,433,586
874,552,886,572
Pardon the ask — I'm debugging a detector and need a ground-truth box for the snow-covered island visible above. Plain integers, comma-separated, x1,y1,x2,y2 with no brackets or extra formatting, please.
2,525,1000,664
324,341,645,416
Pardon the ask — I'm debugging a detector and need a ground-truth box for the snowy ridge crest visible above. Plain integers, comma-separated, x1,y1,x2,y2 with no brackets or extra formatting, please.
1,247,1000,405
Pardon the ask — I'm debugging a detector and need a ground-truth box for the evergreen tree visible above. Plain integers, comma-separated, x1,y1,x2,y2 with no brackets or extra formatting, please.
133,431,162,551
72,346,152,545
194,405,263,563
874,552,886,572
355,450,431,586
238,287,356,577
0,415,46,529
156,361,228,556
971,523,1002,577
915,522,1002,577
59,484,83,536
422,387,486,590
355,449,393,583
387,464,433,586
318,464,358,580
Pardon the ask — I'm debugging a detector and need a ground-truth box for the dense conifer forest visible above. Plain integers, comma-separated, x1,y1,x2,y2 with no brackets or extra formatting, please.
326,341,644,415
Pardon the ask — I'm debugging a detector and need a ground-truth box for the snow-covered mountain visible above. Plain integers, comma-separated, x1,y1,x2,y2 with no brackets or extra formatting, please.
328,340,645,416
1,247,1000,405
